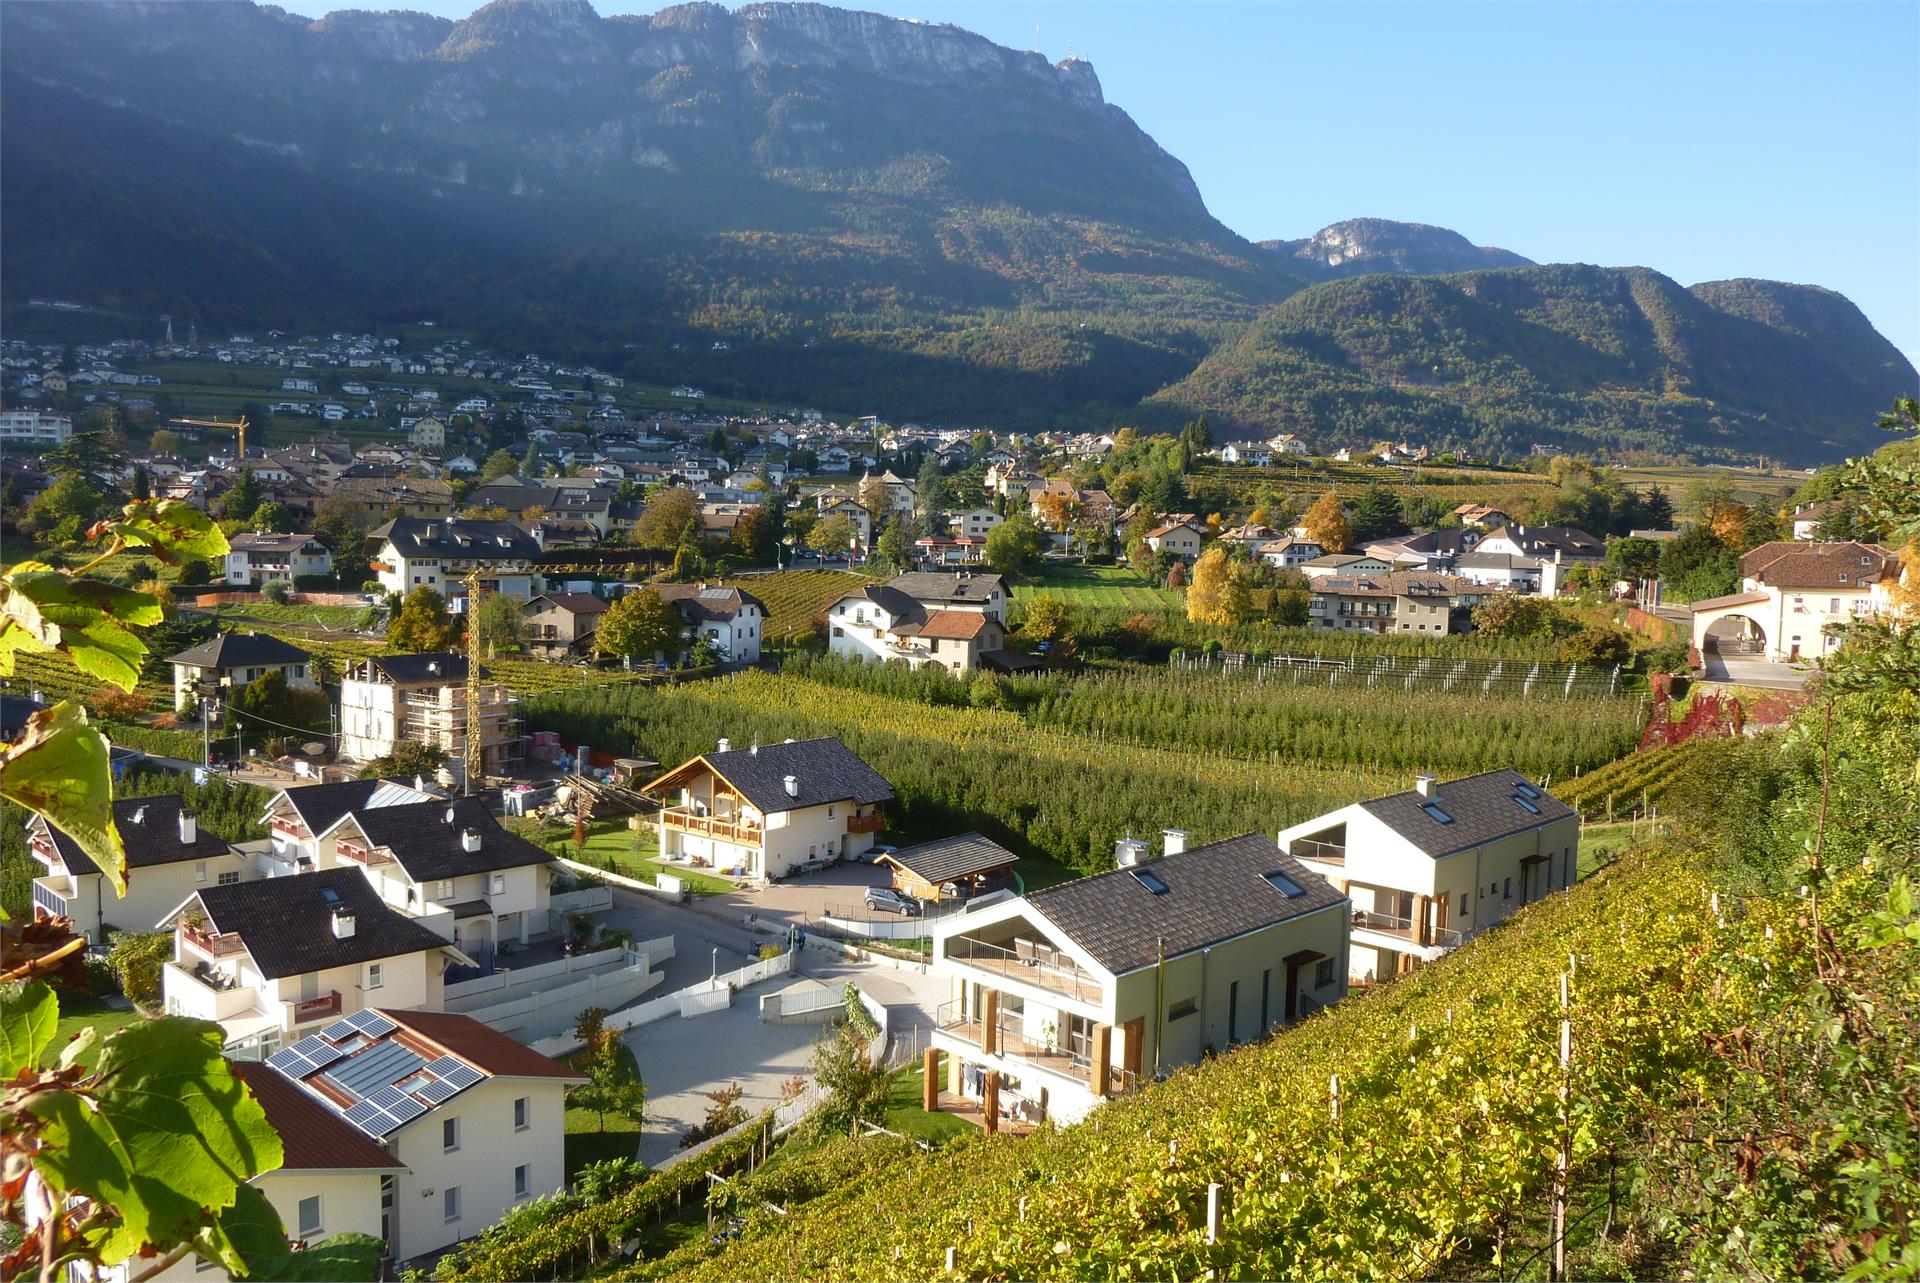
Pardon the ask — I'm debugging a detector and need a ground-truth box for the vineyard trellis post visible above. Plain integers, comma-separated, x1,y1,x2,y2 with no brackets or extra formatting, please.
1552,968,1572,1282
1205,1182,1225,1245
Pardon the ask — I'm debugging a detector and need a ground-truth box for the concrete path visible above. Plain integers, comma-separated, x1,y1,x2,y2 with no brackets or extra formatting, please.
1701,653,1812,689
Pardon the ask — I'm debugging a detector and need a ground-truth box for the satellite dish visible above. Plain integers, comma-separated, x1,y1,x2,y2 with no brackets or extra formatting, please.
302,741,327,757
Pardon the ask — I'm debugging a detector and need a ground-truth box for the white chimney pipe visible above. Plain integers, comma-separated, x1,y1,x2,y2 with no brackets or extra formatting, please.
717,737,731,754
1162,828,1190,857
461,829,482,853
1415,774,1438,798
783,775,799,798
178,812,197,845
331,910,356,939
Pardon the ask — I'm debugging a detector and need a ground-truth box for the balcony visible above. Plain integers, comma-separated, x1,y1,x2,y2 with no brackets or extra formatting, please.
661,808,763,846
181,924,247,957
31,880,67,919
165,961,262,1022
845,811,887,835
1351,908,1463,950
336,841,393,868
942,936,1103,1005
1289,837,1346,866
291,990,343,1023
270,816,310,839
936,1002,1092,1086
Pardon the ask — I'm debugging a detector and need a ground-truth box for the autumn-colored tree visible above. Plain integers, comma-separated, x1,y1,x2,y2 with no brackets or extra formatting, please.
1034,490,1081,530
1166,561,1189,590
808,512,858,556
1707,497,1751,547
632,485,698,549
1300,491,1351,551
1186,546,1254,626
596,588,681,661
1021,594,1071,646
386,585,459,653
857,474,893,519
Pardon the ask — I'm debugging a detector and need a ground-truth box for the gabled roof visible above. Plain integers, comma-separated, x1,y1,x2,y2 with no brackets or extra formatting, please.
231,1062,405,1171
168,632,311,669
1356,769,1575,858
1481,525,1605,558
269,778,435,836
1023,834,1345,975
653,583,768,622
228,532,323,554
1146,521,1204,539
644,736,894,815
918,610,995,641
186,867,455,980
878,832,1018,885
1739,540,1896,590
349,652,478,685
885,572,1004,606
43,794,234,879
525,592,609,617
336,797,554,882
368,516,541,561
386,1009,588,1081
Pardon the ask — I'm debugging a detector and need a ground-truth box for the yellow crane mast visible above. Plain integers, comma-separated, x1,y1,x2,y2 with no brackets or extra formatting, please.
461,566,486,796
171,415,250,461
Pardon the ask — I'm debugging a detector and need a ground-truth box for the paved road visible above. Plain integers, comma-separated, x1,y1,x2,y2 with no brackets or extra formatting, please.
598,886,765,993
1701,653,1812,690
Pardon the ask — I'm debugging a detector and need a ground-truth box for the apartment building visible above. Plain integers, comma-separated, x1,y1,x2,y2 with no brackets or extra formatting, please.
28,796,244,942
366,517,542,602
825,572,1009,675
1305,573,1491,635
224,531,333,586
338,654,517,776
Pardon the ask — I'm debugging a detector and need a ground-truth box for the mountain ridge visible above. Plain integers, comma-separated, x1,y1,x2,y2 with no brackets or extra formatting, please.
1263,217,1534,279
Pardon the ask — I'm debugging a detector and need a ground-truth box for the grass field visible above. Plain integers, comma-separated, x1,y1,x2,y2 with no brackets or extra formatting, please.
203,601,373,629
883,1059,976,1146
562,1040,644,1180
54,993,146,1070
1010,563,1180,611
539,820,737,896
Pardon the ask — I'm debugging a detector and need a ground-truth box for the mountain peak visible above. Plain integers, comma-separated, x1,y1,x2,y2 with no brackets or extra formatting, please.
1263,218,1533,278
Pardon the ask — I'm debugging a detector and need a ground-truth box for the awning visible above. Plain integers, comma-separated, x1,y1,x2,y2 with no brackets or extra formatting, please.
450,899,493,920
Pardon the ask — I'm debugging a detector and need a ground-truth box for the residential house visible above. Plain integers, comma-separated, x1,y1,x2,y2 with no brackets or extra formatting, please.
29,796,244,943
1277,770,1578,981
1450,503,1511,529
652,582,767,664
1363,528,1485,570
0,409,74,444
1473,524,1605,572
928,831,1348,1128
258,1008,580,1264
522,592,609,657
816,496,873,553
159,867,465,1055
338,654,517,777
1255,536,1324,569
951,508,1004,540
409,415,447,451
826,572,1010,674
1144,521,1206,560
366,517,543,602
642,736,894,880
169,632,315,714
1453,550,1545,593
1688,540,1903,663
1216,442,1272,467
225,532,333,586
258,778,439,880
1267,433,1309,456
1789,502,1836,541
876,832,1019,904
1307,573,1491,635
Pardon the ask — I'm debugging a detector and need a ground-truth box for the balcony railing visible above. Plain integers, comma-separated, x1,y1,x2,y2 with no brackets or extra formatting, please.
336,841,393,868
270,816,310,839
32,882,66,919
1351,909,1464,950
935,1002,1093,1085
661,809,762,845
182,924,246,957
942,936,1103,1004
292,990,342,1022
1289,837,1346,865
845,811,886,835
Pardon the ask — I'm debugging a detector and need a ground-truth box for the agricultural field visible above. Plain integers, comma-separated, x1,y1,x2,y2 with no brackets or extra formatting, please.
1555,740,1712,819
201,601,375,630
1010,562,1180,611
1612,463,1811,520
733,568,872,643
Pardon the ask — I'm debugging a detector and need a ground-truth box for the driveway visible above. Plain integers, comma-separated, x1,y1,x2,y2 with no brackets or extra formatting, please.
677,859,899,938
1701,652,1813,690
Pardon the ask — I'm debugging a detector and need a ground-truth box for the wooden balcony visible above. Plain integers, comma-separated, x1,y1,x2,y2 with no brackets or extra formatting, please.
336,841,393,868
291,990,342,1022
182,924,246,957
845,810,886,835
661,809,762,845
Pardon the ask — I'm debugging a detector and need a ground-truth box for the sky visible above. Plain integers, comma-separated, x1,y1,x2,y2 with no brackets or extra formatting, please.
390,1,1920,366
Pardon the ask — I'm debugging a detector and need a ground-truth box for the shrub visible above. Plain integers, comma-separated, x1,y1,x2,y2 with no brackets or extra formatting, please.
86,685,149,721
107,930,174,1008
260,579,293,604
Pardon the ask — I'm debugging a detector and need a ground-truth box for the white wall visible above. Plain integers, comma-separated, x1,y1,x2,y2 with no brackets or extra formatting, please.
387,1079,570,1261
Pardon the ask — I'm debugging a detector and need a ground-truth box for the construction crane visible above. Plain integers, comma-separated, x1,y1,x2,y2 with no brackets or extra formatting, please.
172,415,250,462
461,566,488,797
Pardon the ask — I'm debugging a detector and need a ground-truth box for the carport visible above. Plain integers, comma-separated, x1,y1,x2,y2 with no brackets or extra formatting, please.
1689,592,1772,659
875,831,1020,903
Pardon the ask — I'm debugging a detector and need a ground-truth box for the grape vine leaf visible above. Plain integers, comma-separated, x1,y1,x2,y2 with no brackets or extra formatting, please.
0,978,58,1077
0,702,126,895
94,498,230,566
0,571,162,691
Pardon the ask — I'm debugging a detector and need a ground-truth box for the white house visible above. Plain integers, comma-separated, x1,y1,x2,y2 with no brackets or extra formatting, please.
825,572,1009,674
29,796,246,943
1255,536,1324,569
1688,540,1903,663
338,654,517,777
366,517,542,602
0,409,74,444
951,508,1005,540
928,831,1349,1128
257,778,440,879
1277,769,1579,982
642,736,894,880
651,583,767,664
169,632,315,714
225,532,333,586
1144,521,1205,559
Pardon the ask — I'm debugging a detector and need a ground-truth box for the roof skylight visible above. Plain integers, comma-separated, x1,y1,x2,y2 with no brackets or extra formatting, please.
1130,868,1170,895
1420,802,1454,825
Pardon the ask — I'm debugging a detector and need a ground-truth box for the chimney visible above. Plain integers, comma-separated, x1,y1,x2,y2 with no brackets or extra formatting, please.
461,829,482,853
131,805,147,825
1415,774,1438,799
413,774,426,792
178,812,197,845
331,909,356,939
783,775,799,798
717,737,731,754
1114,835,1148,868
1162,828,1190,857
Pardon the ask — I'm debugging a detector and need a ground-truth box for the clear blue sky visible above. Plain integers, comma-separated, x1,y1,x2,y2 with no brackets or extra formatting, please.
387,0,1920,367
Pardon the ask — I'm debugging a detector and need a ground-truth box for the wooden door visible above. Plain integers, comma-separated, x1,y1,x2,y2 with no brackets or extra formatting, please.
1122,1017,1144,1077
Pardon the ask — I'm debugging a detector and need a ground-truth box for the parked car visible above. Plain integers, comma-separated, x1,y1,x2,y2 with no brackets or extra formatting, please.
864,886,920,916
854,843,898,866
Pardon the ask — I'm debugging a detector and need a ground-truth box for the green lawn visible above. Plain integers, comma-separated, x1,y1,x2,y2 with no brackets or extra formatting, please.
204,601,373,629
562,1041,645,1182
1010,563,1181,611
52,993,147,1070
883,1060,976,1147
550,820,737,895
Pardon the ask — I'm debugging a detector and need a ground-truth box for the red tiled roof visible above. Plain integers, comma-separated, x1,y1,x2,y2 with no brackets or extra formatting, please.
1740,541,1895,590
233,1062,404,1171
383,1010,586,1082
919,610,993,641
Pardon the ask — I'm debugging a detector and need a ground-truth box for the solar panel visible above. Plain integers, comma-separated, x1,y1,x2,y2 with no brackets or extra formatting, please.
365,1084,413,1113
342,1009,398,1038
320,1016,360,1042
267,1047,314,1077
288,1036,347,1073
383,1095,427,1127
325,1042,426,1100
415,1077,461,1104
437,1062,484,1093
341,1100,389,1135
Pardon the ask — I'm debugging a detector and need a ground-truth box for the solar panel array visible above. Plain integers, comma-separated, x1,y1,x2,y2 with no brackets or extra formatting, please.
266,1034,348,1079
269,1008,486,1138
322,1009,398,1042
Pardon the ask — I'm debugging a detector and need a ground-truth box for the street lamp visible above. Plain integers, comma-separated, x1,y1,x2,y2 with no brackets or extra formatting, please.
710,946,718,986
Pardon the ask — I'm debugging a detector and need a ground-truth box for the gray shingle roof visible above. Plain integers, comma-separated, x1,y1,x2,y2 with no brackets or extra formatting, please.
368,516,542,561
886,572,1003,606
46,794,234,879
192,867,454,980
1025,834,1346,975
168,632,312,669
1357,769,1575,858
653,583,768,622
353,653,478,685
677,737,894,815
343,797,555,882
880,832,1018,885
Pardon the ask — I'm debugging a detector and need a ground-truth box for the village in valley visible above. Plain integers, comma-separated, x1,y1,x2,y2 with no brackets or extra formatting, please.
3,307,1908,1281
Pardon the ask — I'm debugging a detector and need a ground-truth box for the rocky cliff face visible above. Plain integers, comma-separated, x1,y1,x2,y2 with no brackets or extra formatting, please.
1264,218,1533,278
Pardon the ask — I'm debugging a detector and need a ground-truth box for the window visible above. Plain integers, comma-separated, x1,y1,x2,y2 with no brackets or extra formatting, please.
827,806,835,819
514,1097,530,1131
1168,997,1198,1021
436,880,454,901
1262,870,1305,897
217,871,240,885
1228,980,1240,1043
1130,868,1170,895
514,1164,531,1200
297,1196,321,1238
1420,802,1454,824
194,861,207,883
1315,958,1335,988
443,1186,461,1223
443,1117,460,1153
1512,794,1541,815
366,963,383,990
1459,893,1468,917
1503,877,1512,900
489,873,506,895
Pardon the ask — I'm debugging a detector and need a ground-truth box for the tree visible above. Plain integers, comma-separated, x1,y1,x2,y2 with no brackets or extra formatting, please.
1166,561,1189,589
1659,524,1739,601
106,929,173,1007
730,505,774,562
1271,587,1311,627
1180,415,1212,453
857,474,892,520
26,472,108,539
1300,491,1351,551
1471,593,1561,640
1186,546,1254,626
1034,489,1082,531
678,1081,749,1149
310,494,370,558
808,512,858,556
632,486,698,549
1559,622,1634,667
1706,497,1751,547
1021,595,1072,648
356,741,446,782
128,466,151,501
595,588,680,662
872,518,913,576
570,1028,646,1134
237,669,329,735
217,467,261,521
386,586,459,652
247,500,295,534
520,443,542,478
148,428,180,456
1348,484,1405,543
984,515,1047,578
810,1025,891,1136
915,454,946,520
1605,535,1663,582
478,448,518,483
473,591,525,658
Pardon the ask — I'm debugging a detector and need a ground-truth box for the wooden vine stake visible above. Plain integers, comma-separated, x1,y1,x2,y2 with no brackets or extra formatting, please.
1552,970,1572,1282
945,1245,957,1273
1328,1073,1341,1125
1205,1182,1225,1245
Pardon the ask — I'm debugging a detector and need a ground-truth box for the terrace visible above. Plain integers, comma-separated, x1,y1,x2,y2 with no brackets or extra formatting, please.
659,807,763,845
940,935,1104,1005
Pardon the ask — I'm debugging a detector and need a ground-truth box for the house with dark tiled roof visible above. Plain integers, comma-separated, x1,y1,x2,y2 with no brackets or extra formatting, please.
338,653,516,777
168,630,314,714
652,582,767,664
258,778,441,877
929,829,1349,1129
224,531,333,586
1306,572,1492,636
365,516,542,602
1688,540,1903,663
641,736,894,881
255,1008,581,1262
28,795,244,942
159,867,470,1055
1277,768,1579,982
824,571,1009,675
